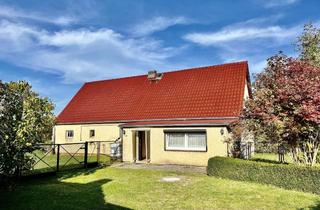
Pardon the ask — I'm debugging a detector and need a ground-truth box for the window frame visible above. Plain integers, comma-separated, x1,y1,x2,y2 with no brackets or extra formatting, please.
89,129,95,138
164,130,207,152
66,130,74,139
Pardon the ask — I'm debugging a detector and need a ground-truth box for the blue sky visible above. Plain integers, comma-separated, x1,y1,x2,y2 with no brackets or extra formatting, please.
0,0,319,114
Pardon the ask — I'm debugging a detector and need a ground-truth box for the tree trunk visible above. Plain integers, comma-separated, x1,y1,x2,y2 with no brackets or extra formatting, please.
311,143,319,167
289,145,299,164
301,140,319,167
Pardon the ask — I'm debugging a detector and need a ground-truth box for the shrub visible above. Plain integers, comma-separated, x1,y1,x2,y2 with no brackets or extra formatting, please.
0,81,55,179
207,157,320,194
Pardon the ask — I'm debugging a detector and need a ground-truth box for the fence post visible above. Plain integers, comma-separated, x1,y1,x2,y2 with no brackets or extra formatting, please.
56,144,60,172
84,142,88,168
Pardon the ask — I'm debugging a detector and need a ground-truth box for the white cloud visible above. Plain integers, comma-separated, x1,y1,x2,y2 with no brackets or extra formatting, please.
132,16,191,36
183,16,303,74
183,15,301,47
0,20,182,83
261,0,300,8
0,5,76,25
184,25,299,46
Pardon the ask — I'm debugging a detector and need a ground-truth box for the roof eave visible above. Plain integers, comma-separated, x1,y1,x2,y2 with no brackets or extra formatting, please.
120,123,231,128
55,117,239,126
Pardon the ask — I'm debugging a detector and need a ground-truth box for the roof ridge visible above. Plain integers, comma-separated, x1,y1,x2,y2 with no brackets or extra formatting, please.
85,60,248,84
163,60,248,75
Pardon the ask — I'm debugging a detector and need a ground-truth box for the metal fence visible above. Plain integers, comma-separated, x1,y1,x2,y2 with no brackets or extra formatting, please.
22,140,120,176
229,141,254,159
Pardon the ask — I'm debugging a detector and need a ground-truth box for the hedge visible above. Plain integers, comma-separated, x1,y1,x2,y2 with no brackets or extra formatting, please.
207,156,320,194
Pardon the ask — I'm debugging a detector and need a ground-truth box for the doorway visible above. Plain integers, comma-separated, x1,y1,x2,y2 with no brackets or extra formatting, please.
138,131,146,160
133,130,150,162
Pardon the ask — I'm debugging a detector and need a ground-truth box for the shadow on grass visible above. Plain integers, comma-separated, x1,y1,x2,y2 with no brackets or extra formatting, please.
20,164,107,182
250,158,288,165
0,174,131,210
298,201,320,210
58,165,107,179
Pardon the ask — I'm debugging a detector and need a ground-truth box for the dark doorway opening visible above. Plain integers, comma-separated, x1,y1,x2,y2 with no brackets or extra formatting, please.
137,131,146,161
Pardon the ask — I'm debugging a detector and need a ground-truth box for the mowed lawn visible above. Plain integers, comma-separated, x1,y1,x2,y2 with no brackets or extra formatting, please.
1,167,320,210
252,153,293,164
252,153,320,168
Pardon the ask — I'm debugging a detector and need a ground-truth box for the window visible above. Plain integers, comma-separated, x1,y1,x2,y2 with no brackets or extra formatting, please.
89,129,95,138
165,131,206,151
66,130,74,139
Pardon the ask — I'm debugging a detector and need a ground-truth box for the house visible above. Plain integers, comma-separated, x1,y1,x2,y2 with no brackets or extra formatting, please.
54,61,251,166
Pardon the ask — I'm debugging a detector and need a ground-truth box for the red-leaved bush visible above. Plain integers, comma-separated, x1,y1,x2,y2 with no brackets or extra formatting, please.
242,54,320,166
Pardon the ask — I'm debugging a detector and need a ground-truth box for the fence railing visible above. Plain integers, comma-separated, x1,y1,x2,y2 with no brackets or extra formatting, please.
22,140,120,176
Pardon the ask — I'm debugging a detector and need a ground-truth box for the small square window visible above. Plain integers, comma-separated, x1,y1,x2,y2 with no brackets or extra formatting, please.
89,130,95,138
66,130,74,139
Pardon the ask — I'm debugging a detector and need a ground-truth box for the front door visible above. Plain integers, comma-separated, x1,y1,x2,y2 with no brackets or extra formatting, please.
133,130,150,162
138,131,146,160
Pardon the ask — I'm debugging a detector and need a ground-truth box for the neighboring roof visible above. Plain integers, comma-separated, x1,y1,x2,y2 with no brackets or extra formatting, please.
120,119,238,128
56,61,249,124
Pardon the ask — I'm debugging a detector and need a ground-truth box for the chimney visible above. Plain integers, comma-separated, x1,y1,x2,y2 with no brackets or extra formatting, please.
147,70,157,80
147,70,163,81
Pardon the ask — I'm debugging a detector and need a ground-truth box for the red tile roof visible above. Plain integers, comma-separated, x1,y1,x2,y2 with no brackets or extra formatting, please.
56,61,249,124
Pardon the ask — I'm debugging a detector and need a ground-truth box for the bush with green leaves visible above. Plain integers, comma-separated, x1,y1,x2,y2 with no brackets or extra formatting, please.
0,81,55,178
207,157,320,194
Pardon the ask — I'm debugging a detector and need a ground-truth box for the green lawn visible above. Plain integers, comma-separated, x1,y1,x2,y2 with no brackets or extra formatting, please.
252,153,320,167
1,166,320,210
251,152,293,164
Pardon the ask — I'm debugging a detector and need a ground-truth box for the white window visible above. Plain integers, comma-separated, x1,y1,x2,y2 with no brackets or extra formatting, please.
165,131,206,151
66,130,74,139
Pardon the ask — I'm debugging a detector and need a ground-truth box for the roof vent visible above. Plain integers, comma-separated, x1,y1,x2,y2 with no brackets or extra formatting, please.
147,70,163,81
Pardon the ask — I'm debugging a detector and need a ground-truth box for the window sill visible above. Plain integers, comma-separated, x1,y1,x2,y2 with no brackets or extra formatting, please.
165,148,207,152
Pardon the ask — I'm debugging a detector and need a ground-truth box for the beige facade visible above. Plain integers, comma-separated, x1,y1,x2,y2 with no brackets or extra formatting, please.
122,126,229,166
54,123,229,166
54,123,121,143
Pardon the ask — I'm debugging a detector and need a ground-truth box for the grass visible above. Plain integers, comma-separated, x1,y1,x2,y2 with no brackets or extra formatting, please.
251,152,293,164
251,153,320,169
1,166,320,210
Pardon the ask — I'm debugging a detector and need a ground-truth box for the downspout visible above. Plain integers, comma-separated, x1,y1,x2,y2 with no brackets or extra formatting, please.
80,125,83,141
119,125,124,162
52,126,56,144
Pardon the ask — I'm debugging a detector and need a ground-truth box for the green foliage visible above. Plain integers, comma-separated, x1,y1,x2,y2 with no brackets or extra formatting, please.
254,141,279,153
208,157,320,194
0,81,55,177
297,23,320,67
232,24,320,166
238,53,320,166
